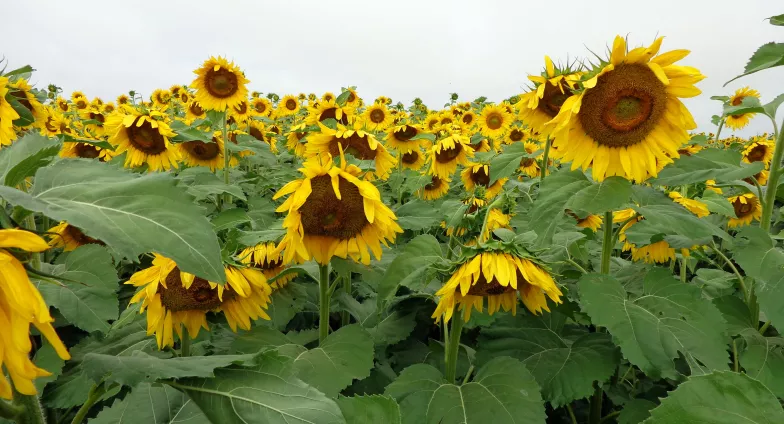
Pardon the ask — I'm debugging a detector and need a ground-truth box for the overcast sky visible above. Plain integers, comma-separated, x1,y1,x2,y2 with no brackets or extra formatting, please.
2,1,782,136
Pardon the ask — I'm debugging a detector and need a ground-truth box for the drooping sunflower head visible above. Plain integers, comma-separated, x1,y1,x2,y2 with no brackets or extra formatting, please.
427,131,474,179
190,56,250,112
362,103,393,131
286,123,308,157
418,175,450,200
518,56,581,137
728,193,762,228
565,210,603,232
725,87,761,130
273,153,403,265
400,149,425,170
550,36,704,183
276,94,301,117
104,108,181,171
47,222,104,251
151,89,172,107
668,192,710,218
742,138,774,168
461,162,506,200
306,122,397,180
178,135,225,172
432,249,562,323
385,124,425,152
238,242,294,289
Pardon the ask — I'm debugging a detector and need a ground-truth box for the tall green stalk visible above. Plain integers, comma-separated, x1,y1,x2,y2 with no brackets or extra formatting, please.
14,393,45,424
540,136,551,184
318,264,331,344
444,308,465,384
0,400,23,421
180,332,191,357
340,273,351,327
590,210,615,424
760,119,782,232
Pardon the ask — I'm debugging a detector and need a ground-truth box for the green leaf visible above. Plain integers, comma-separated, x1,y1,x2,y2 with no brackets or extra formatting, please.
336,90,352,106
732,227,784,330
698,190,736,217
0,132,59,187
170,123,214,143
567,177,633,214
9,97,35,127
618,399,657,424
725,42,784,86
2,65,34,78
377,235,444,306
530,169,591,247
741,333,784,398
385,357,546,424
477,310,619,407
90,383,209,424
60,134,115,151
33,341,66,394
336,395,401,424
763,92,784,118
0,160,225,282
626,204,730,246
82,351,257,387
180,170,247,201
489,142,527,184
722,95,765,118
394,199,442,230
644,371,784,423
173,351,346,424
211,208,251,231
769,14,784,26
652,148,765,186
578,269,729,379
34,245,119,334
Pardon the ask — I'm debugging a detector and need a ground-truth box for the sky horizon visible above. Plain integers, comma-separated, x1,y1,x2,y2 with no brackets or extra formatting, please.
2,0,782,137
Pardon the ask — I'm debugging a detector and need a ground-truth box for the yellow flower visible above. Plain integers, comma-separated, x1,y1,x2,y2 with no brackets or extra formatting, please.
59,140,113,161
276,95,301,117
427,131,474,179
306,97,355,126
116,94,130,105
0,77,21,147
273,153,403,265
459,110,478,129
238,243,294,289
728,193,761,228
228,99,253,124
178,133,225,172
518,56,581,137
47,222,104,251
742,138,774,168
190,56,250,112
432,250,562,323
286,123,308,157
705,179,722,194
480,209,513,242
185,100,206,123
566,211,603,232
306,122,396,180
151,89,171,107
104,108,181,171
385,124,427,153
518,141,542,178
0,229,70,399
668,192,710,217
550,36,704,183
418,175,450,200
8,79,45,129
725,87,760,130
478,104,513,139
251,97,272,117
461,162,507,200
362,103,393,131
400,149,425,171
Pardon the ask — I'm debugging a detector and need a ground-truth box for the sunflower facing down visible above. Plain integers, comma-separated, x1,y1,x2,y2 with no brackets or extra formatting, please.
400,149,426,170
418,175,450,200
190,56,250,112
179,135,225,171
550,36,705,183
668,192,710,217
0,77,21,146
518,56,581,137
0,229,70,399
725,87,760,130
565,210,602,232
306,122,396,180
432,248,562,323
47,222,104,251
104,108,181,171
480,208,513,242
614,208,690,264
427,131,474,179
273,153,403,265
728,193,762,228
238,242,295,289
461,162,507,200
126,254,273,348
385,124,426,153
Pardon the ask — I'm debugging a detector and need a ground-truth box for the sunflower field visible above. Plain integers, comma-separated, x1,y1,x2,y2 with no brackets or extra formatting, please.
1,13,784,424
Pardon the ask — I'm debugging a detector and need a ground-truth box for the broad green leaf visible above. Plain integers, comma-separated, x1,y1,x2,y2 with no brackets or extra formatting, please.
336,294,416,346
394,199,442,230
60,134,115,151
722,95,765,118
625,204,730,246
336,395,401,424
652,148,764,186
82,351,257,387
33,341,66,394
0,132,59,187
237,228,286,246
9,97,35,126
698,190,736,217
763,93,784,118
530,169,591,247
170,120,214,143
726,42,784,85
0,160,225,282
34,245,119,334
90,383,209,424
385,357,546,424
173,351,346,424
180,170,247,201
489,142,527,184
265,281,310,330
644,371,784,423
578,269,728,379
732,227,784,328
477,310,619,407
231,325,296,353
211,208,251,231
741,333,784,398
377,234,444,306
770,14,784,26
618,399,657,424
694,269,738,299
567,177,633,214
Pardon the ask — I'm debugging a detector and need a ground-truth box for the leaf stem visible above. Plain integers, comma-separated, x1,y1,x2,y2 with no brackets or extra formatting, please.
318,263,331,344
566,404,577,424
71,384,106,424
679,257,687,283
599,410,621,423
180,332,191,357
13,393,45,424
710,243,748,304
461,365,475,385
221,110,231,208
0,400,23,420
444,307,464,384
589,383,603,424
732,339,739,372
759,321,771,335
564,258,589,274
760,117,782,232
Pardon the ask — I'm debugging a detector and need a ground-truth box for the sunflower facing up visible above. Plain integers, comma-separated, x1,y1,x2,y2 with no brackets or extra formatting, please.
306,122,396,180
727,193,762,228
56,96,71,113
461,162,507,200
0,229,70,399
478,104,513,139
362,102,394,131
251,97,272,117
518,56,581,137
432,247,562,323
418,175,451,200
306,97,354,126
273,153,403,265
550,36,705,183
1,77,21,146
47,222,104,251
238,242,295,289
276,94,301,117
191,56,250,112
126,254,273,348
385,124,426,153
105,108,181,171
725,87,760,130
151,88,172,108
427,130,474,179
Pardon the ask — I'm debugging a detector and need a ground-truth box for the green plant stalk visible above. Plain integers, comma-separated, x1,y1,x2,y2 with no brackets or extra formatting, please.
318,263,331,344
679,257,687,283
13,393,45,424
221,110,231,208
760,118,782,232
70,384,106,424
710,243,748,304
180,332,191,357
444,308,464,384
340,272,351,327
0,399,23,420
540,136,551,184
478,196,504,245
590,210,614,424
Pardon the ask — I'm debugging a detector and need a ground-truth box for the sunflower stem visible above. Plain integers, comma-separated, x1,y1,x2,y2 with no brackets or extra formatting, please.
566,404,578,424
714,119,725,145
13,392,45,424
760,117,782,233
180,332,191,357
710,242,748,304
0,400,23,420
70,384,106,424
588,383,603,424
600,211,613,275
444,308,464,384
221,110,231,208
679,257,687,283
732,339,739,372
0,205,14,229
759,320,771,335
318,263,331,344
340,272,351,327
539,136,551,184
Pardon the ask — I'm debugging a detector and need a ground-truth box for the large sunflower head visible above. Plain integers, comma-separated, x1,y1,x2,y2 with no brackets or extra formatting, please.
276,94,301,117
190,56,250,112
385,124,426,153
550,36,705,183
725,87,761,130
728,193,762,228
306,122,396,180
104,108,181,171
0,228,70,399
273,153,403,265
432,248,562,323
427,131,474,179
47,222,104,251
418,175,450,200
238,242,294,289
742,138,774,168
461,162,507,200
362,103,393,131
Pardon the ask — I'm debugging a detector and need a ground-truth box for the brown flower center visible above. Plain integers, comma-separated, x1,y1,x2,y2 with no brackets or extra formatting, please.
160,268,234,312
520,157,535,168
181,93,190,103
466,273,521,296
747,144,767,163
393,125,418,142
234,101,248,115
328,134,378,160
732,198,754,218
538,82,572,117
75,143,101,159
76,99,87,109
65,225,104,246
58,101,69,112
401,151,419,164
470,167,491,187
182,140,220,160
285,98,298,111
440,117,453,126
249,126,264,141
319,107,349,125
253,101,267,114
485,112,503,130
89,112,105,124
127,117,167,154
299,175,369,240
425,176,443,190
205,68,239,98
369,108,386,123
462,113,474,125
509,129,524,142
190,102,205,116
435,143,462,163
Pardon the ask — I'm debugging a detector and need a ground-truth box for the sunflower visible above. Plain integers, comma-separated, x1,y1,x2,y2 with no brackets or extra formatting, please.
344,88,361,108
469,137,492,153
126,254,273,348
728,193,762,228
668,192,709,217
400,149,425,170
424,113,441,132
178,135,225,171
322,92,336,103
385,124,425,153
286,123,308,157
480,209,513,242
306,98,354,126
102,103,116,115
518,141,542,178
725,87,760,130
59,141,113,161
459,110,477,129
104,108,181,171
461,162,507,200
504,127,528,145
306,122,396,180
116,94,130,105
705,179,722,194
39,108,70,137
55,97,70,112
273,153,403,265
427,131,474,179
190,56,250,112
71,91,86,101
518,57,581,137
742,138,774,168
238,243,294,289
229,99,252,123
565,210,603,232
151,89,172,107
251,97,272,117
182,100,206,124
550,36,704,183
47,222,104,251
0,229,70,399
432,249,562,323
475,104,511,140
438,112,455,128
276,95,300,117
418,175,450,200
744,169,769,186
615,209,690,264
8,79,45,128
362,103,393,131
